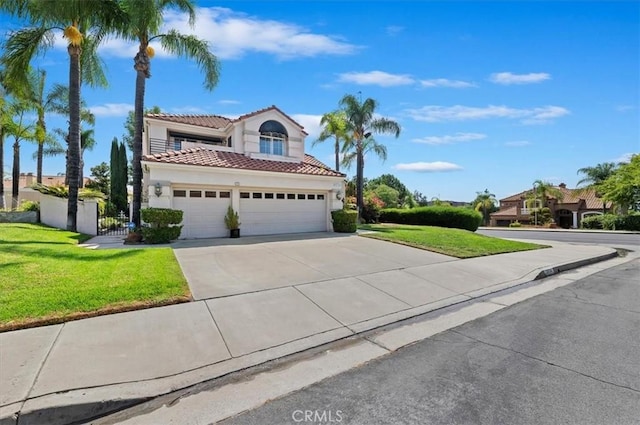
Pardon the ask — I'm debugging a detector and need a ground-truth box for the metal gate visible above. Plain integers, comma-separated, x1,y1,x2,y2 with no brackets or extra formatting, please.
98,209,130,235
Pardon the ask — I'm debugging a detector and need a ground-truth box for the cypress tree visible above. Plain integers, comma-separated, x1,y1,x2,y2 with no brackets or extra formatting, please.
118,142,128,213
109,138,120,213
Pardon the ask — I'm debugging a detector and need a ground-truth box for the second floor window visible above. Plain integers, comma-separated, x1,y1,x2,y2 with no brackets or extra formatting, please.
259,120,288,156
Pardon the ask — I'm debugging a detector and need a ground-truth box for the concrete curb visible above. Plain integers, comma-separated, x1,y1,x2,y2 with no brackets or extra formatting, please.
478,227,640,235
2,249,620,425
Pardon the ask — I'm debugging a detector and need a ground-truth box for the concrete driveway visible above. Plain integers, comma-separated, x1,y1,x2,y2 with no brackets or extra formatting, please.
172,233,455,300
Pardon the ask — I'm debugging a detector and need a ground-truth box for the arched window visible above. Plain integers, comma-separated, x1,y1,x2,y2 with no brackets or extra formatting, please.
259,120,288,156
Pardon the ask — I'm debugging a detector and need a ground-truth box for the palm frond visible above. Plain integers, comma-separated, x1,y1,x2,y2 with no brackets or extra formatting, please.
80,30,109,88
370,118,401,138
2,27,55,88
341,152,357,170
159,30,220,90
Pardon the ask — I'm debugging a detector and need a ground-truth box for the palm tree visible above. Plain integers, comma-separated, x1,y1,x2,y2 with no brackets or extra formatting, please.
4,99,36,209
577,162,618,188
119,0,220,226
29,71,70,183
313,110,349,172
46,126,97,188
339,94,401,219
341,136,388,170
474,189,497,226
532,180,564,204
1,0,124,230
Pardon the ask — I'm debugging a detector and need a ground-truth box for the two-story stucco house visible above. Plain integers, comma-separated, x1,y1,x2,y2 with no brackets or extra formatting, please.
141,105,345,239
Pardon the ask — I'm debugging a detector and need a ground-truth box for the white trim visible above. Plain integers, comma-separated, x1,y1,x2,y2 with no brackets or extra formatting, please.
581,211,603,219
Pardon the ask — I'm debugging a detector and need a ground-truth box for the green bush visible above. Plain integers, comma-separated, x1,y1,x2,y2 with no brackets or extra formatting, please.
141,207,184,243
18,200,39,212
582,213,640,231
223,206,240,229
362,195,384,223
141,226,183,244
100,217,125,231
509,220,522,228
379,206,483,231
332,209,358,233
141,208,183,227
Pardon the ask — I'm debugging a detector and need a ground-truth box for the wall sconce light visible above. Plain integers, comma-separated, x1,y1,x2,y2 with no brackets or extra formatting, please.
335,190,344,201
154,182,163,197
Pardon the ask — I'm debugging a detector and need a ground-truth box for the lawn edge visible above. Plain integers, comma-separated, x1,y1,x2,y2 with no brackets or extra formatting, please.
0,295,192,333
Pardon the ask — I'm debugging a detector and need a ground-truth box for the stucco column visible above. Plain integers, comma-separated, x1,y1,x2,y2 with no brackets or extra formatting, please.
572,211,578,228
231,187,240,213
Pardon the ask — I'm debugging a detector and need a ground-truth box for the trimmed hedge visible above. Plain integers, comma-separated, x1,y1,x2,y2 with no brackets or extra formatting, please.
581,213,640,231
379,206,483,231
332,209,358,233
141,207,184,244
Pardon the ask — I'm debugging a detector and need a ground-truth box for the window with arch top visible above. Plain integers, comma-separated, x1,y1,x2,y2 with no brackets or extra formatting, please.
259,120,288,156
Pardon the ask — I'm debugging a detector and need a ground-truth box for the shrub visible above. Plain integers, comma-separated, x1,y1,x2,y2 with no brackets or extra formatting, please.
379,206,483,231
223,206,240,229
509,220,522,228
18,200,39,212
141,208,183,227
100,216,124,231
362,195,384,223
141,207,183,243
332,209,357,233
582,213,640,231
344,196,357,210
141,226,182,244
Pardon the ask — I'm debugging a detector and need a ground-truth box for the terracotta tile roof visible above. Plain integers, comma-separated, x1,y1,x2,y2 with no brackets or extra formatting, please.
142,148,345,177
145,105,308,135
490,206,518,217
500,186,609,209
145,113,232,129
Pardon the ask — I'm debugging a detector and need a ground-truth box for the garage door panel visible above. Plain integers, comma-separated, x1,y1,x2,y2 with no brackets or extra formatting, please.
240,195,327,236
173,190,230,239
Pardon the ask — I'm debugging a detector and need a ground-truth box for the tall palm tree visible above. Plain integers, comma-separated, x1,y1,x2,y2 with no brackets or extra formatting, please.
1,0,124,230
29,71,69,183
339,94,400,219
474,189,497,226
4,100,36,209
119,0,220,226
46,126,97,188
341,136,388,170
313,110,349,172
577,162,618,188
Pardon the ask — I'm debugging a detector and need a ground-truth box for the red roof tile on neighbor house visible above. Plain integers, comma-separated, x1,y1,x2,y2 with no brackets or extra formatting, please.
490,206,518,217
500,186,609,210
142,148,345,177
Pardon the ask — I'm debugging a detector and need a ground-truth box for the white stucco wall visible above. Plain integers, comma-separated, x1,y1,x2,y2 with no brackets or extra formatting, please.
40,194,98,236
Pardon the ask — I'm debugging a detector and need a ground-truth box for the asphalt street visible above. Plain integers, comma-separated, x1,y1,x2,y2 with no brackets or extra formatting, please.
478,228,640,247
222,259,640,425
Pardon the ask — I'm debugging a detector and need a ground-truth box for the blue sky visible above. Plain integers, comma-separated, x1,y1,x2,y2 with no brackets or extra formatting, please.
2,1,638,201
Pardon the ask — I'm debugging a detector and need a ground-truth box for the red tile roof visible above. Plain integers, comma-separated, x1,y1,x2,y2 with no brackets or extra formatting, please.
145,105,308,135
490,206,518,217
145,113,232,129
500,186,609,209
142,148,345,177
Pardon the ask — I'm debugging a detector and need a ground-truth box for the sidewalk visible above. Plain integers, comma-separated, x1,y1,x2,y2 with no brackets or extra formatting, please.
0,240,620,425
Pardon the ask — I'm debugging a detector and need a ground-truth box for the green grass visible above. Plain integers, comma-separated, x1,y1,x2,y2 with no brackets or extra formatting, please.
0,223,190,330
360,224,548,258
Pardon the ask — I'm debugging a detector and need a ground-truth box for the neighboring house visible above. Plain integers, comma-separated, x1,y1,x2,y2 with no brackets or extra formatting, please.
490,183,609,228
142,105,346,238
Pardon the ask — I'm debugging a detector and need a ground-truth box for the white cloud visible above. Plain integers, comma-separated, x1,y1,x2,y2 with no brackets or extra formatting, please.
420,78,476,88
412,132,486,145
290,114,323,138
504,140,532,147
73,7,357,60
386,25,404,36
616,105,635,112
162,7,358,60
489,72,551,85
614,152,634,163
218,99,241,105
406,104,569,124
89,103,133,117
337,71,414,87
394,161,463,172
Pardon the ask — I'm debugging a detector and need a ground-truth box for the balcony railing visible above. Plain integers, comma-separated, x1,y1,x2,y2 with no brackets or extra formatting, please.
149,138,176,155
521,208,542,215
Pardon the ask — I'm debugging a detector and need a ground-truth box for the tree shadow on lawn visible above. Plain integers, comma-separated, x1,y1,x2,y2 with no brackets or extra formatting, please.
360,224,424,234
0,243,147,262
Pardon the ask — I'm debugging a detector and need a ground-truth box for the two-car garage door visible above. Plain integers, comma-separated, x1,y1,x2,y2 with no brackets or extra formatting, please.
172,188,328,239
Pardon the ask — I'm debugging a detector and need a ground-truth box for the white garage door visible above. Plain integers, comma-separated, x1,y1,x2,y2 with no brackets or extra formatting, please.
240,191,327,236
172,188,231,239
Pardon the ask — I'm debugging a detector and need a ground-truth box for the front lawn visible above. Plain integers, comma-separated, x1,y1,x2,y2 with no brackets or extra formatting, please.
360,224,547,258
0,223,190,331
